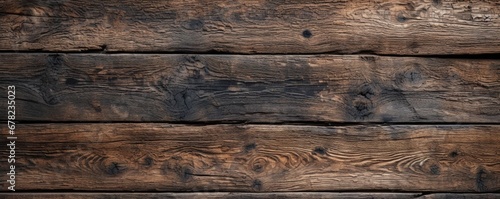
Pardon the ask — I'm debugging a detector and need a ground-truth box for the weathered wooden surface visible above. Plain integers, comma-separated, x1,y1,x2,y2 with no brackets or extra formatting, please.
1,0,499,196
1,124,498,192
0,192,423,199
0,54,498,122
0,0,499,54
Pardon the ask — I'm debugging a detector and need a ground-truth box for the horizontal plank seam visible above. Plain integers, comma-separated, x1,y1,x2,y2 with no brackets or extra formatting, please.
5,121,500,126
0,191,499,194
0,50,499,59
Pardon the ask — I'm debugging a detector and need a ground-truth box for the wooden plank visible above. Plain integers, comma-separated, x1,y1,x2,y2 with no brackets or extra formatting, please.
0,54,498,122
0,0,499,54
0,192,423,199
1,124,498,192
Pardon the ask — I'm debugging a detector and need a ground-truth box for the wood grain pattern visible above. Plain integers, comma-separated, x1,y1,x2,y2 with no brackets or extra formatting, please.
1,124,498,192
0,192,423,199
0,54,498,122
0,0,499,54
1,0,499,196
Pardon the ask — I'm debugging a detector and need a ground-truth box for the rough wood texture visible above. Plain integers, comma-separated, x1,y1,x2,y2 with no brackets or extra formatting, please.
0,0,499,54
1,124,498,192
0,192,423,199
0,54,498,122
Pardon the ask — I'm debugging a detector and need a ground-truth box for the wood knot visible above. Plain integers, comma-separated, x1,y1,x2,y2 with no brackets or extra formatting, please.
143,156,154,167
244,143,256,153
65,78,78,86
396,13,409,23
449,151,459,158
302,29,312,38
408,42,419,53
105,162,126,176
180,167,193,182
358,85,375,100
183,19,204,30
251,157,268,173
395,65,423,87
161,158,194,182
313,146,327,155
252,179,263,191
351,99,374,120
345,83,377,120
430,164,440,175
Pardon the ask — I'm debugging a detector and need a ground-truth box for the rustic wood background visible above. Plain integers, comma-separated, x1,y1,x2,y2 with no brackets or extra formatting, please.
0,0,499,198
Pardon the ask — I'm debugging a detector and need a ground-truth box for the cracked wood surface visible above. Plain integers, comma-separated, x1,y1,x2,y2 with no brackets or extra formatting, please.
0,54,498,122
0,0,499,54
0,124,498,192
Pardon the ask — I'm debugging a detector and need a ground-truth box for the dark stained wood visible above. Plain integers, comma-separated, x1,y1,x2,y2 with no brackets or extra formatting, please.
0,54,498,122
0,0,499,54
1,0,499,196
0,192,423,199
1,124,499,192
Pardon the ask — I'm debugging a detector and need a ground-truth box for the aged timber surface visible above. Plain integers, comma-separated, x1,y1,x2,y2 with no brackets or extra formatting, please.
0,0,499,54
0,54,498,122
0,124,498,192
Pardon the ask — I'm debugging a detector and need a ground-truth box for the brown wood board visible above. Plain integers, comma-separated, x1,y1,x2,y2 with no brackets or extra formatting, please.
0,54,498,122
0,124,498,192
0,0,499,54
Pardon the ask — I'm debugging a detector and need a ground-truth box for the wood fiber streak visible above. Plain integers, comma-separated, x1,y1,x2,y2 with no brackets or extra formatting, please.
0,54,498,122
0,0,499,54
0,124,498,192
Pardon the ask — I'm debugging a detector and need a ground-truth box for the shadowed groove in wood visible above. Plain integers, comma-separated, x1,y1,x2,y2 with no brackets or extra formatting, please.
1,193,500,199
0,124,498,192
4,192,500,199
0,53,498,122
2,192,500,199
0,0,499,54
0,192,418,199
